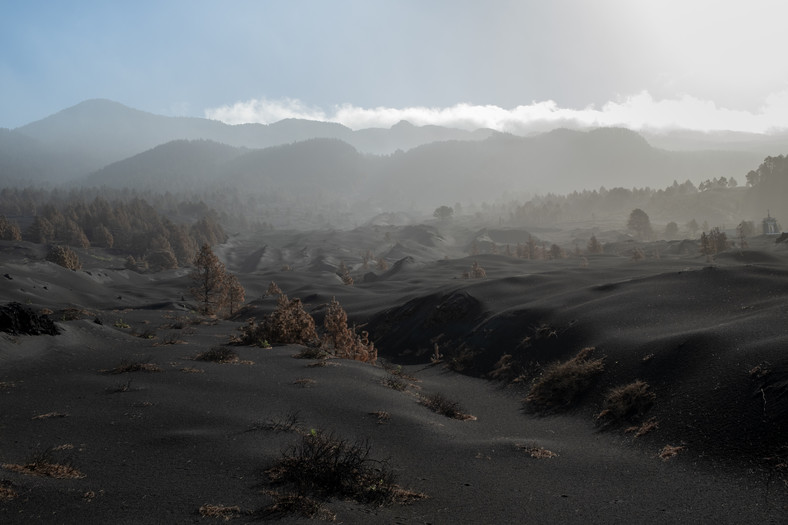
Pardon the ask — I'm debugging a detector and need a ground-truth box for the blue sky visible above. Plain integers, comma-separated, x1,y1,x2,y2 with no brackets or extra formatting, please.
3,1,788,132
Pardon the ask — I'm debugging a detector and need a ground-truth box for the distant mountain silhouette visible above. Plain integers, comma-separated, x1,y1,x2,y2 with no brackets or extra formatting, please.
0,99,771,215
10,99,494,181
85,139,245,190
82,127,762,213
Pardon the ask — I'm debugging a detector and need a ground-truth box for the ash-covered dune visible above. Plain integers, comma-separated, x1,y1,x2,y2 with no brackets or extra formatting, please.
1,231,787,523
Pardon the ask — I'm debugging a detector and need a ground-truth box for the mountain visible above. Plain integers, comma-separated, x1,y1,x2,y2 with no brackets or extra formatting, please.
83,128,762,217
84,139,245,190
11,99,494,181
87,138,372,208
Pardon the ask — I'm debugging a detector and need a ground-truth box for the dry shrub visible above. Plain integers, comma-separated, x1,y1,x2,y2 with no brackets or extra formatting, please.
265,429,425,509
596,380,656,425
322,298,377,363
0,481,17,501
2,450,84,479
232,285,317,347
626,417,659,438
32,412,68,420
659,444,685,460
487,353,519,381
194,346,239,363
101,358,162,374
259,491,336,521
46,245,81,270
381,376,409,391
262,283,318,345
516,444,558,459
370,411,391,424
525,347,604,412
198,504,244,520
293,378,316,387
419,392,476,420
263,411,302,433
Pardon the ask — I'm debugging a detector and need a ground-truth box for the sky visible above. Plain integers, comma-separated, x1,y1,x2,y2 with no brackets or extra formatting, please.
3,0,788,133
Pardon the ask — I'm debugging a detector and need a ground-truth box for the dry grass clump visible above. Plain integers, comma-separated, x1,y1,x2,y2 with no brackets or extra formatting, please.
659,444,685,460
370,411,391,424
596,380,656,426
525,347,604,412
259,491,336,521
198,504,244,521
322,298,377,363
381,376,409,391
265,429,425,512
626,417,659,438
194,346,239,363
262,411,302,433
295,347,331,360
293,378,316,387
2,450,85,479
0,481,17,501
419,393,476,421
32,412,68,420
101,358,162,374
516,444,558,459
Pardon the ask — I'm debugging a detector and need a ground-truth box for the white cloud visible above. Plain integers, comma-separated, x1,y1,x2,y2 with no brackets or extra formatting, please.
205,97,327,125
204,91,788,134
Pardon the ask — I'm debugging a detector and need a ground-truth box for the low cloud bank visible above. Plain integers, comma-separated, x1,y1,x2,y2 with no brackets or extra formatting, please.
205,91,788,134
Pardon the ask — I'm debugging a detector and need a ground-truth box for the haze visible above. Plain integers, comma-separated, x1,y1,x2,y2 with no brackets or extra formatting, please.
3,1,788,133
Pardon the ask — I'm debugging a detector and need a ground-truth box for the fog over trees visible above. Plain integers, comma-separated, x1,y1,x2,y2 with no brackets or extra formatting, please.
0,99,785,234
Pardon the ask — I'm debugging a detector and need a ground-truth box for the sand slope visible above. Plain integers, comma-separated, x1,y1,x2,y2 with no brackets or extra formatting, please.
1,231,787,523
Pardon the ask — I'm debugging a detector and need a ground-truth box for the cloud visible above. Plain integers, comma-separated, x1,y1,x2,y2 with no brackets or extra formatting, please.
204,92,788,134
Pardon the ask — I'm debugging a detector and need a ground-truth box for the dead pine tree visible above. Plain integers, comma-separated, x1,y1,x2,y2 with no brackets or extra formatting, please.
189,243,228,315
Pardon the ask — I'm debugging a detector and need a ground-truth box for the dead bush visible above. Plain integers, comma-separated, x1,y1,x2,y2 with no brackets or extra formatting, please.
194,346,239,363
101,358,162,374
265,429,424,511
259,491,336,521
2,449,84,479
525,347,604,412
198,504,245,520
596,380,655,425
232,283,318,346
321,298,377,363
419,392,475,420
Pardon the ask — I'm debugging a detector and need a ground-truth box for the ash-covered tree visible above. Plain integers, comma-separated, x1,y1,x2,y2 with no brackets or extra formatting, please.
0,215,22,241
46,245,81,270
224,272,245,317
627,209,653,240
664,221,679,239
736,221,754,248
587,235,603,254
433,205,454,221
686,218,699,237
189,243,229,315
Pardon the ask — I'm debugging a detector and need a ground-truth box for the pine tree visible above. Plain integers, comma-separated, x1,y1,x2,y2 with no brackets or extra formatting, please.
189,243,228,315
224,272,245,316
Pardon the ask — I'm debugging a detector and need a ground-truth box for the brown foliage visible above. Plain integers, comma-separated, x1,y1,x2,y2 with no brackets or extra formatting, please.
525,347,605,412
596,380,655,425
322,298,377,363
235,283,317,346
46,245,81,270
189,243,244,316
0,215,22,241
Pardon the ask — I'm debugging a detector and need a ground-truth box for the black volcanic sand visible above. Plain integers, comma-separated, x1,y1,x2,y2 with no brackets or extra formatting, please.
1,227,787,523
